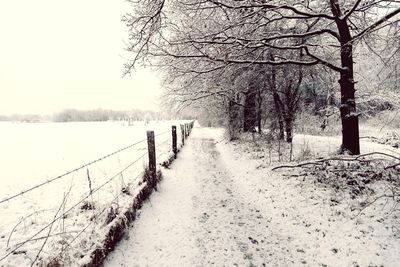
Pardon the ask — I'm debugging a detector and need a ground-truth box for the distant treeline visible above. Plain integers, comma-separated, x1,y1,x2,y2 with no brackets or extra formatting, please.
0,114,46,123
52,109,173,122
0,109,185,123
53,109,125,122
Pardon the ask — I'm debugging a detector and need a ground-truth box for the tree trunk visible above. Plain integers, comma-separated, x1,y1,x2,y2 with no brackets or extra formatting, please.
228,100,240,140
273,92,285,140
331,1,360,155
268,58,285,140
338,37,360,154
257,89,262,134
243,84,258,132
284,117,293,143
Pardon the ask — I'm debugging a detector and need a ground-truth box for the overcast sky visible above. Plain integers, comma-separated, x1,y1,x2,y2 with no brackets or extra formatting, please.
0,0,161,115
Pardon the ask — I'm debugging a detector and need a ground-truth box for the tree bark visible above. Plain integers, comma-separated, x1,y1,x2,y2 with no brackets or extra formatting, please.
257,89,262,134
330,1,360,154
268,58,285,140
284,117,293,143
243,83,258,132
272,92,285,140
228,100,241,140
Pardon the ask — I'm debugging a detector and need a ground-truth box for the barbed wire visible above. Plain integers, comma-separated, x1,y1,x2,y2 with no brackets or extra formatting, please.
0,137,149,205
157,150,173,161
1,125,188,263
156,138,171,148
154,130,170,137
70,171,144,244
1,152,147,261
47,171,146,262
7,171,146,264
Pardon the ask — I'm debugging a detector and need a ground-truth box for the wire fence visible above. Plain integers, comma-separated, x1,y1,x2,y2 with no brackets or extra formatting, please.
0,121,194,267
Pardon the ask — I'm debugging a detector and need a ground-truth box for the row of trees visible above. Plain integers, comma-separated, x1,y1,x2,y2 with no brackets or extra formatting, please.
124,0,400,154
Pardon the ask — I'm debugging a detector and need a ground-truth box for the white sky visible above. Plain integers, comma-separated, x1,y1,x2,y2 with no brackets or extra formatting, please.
0,0,162,115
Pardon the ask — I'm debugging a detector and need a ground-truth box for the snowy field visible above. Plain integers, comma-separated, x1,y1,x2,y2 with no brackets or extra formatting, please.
0,120,187,266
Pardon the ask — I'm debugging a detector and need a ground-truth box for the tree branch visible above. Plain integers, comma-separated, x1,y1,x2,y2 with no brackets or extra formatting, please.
343,0,362,20
353,7,400,40
208,0,336,20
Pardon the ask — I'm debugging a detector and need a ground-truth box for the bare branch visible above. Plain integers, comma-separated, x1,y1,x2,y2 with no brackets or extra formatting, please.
354,7,400,40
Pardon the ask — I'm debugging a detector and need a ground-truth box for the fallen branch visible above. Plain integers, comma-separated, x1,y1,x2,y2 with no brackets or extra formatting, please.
385,162,400,170
271,161,324,170
354,152,399,161
360,136,381,141
271,152,400,171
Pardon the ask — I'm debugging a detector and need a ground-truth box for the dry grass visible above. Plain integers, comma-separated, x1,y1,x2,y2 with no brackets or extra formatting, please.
82,170,163,267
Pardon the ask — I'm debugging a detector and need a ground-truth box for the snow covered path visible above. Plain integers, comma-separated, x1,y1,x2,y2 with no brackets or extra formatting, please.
104,128,279,266
104,127,400,267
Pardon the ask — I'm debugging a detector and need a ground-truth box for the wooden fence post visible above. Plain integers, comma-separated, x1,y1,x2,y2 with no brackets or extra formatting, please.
146,131,156,189
172,126,177,158
180,124,185,145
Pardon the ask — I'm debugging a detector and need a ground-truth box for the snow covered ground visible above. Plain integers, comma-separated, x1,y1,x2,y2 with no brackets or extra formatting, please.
105,126,400,267
0,120,187,266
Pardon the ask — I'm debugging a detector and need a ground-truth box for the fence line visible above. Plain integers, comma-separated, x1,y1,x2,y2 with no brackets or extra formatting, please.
0,130,173,205
154,130,171,137
0,139,149,205
65,171,145,246
0,121,195,265
10,170,145,263
1,152,148,261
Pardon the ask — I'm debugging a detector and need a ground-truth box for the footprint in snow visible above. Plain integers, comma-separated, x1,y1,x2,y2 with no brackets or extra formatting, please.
199,212,210,223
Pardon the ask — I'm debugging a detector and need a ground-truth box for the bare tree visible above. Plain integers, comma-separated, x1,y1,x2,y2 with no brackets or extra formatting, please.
124,0,400,154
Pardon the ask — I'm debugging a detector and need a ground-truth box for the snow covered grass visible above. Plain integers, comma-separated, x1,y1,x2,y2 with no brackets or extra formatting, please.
217,129,400,266
294,109,400,148
0,120,189,266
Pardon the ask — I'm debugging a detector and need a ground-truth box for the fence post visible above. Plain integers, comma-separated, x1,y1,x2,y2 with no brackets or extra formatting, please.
146,131,156,189
172,126,177,158
180,124,185,145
